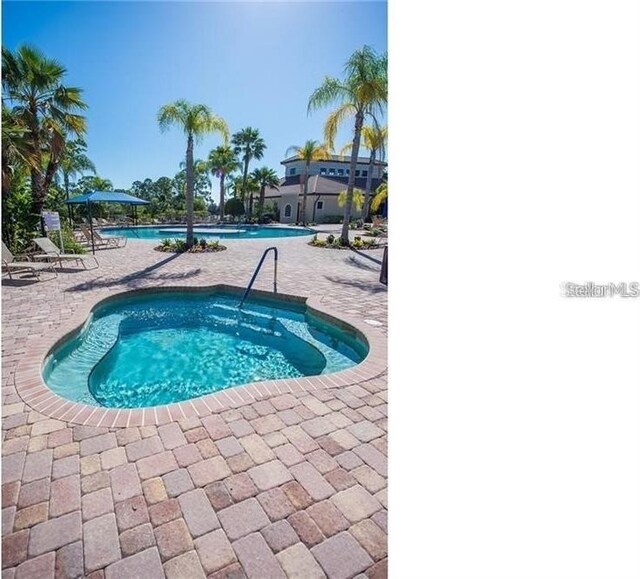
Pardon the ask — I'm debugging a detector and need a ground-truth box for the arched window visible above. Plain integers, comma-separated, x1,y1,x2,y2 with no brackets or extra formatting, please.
284,204,292,218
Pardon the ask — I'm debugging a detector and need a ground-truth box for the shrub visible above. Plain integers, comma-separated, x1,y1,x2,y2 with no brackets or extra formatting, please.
224,198,245,218
317,215,344,224
326,234,335,245
48,225,86,254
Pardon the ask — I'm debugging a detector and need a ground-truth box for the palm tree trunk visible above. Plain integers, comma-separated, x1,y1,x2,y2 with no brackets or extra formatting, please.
363,150,376,222
43,158,59,198
31,170,45,214
258,185,266,222
341,110,364,244
241,153,250,207
301,163,309,226
185,134,195,248
219,173,225,220
27,104,46,219
64,172,70,200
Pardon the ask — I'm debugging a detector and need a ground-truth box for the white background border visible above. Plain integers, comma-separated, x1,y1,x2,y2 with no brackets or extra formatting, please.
390,1,639,577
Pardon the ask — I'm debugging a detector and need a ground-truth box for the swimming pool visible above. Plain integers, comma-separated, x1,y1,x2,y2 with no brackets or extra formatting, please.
101,224,314,241
43,289,368,409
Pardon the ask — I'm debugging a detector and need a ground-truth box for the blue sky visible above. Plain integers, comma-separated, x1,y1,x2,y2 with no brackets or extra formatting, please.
2,1,387,197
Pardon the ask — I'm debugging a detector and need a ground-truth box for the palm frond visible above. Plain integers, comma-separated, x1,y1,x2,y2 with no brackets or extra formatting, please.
307,77,347,115
157,101,187,134
338,188,365,210
370,182,387,211
323,103,355,151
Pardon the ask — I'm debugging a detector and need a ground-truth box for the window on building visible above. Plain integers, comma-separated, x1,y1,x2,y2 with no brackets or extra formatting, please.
362,170,368,177
289,168,296,175
329,168,336,175
316,201,324,210
355,170,361,177
337,169,344,176
284,204,292,218
320,167,327,175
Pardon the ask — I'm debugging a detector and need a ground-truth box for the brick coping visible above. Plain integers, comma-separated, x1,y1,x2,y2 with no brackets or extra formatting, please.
13,284,387,427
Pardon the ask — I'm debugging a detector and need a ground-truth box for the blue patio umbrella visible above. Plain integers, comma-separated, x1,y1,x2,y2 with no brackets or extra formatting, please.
66,191,149,254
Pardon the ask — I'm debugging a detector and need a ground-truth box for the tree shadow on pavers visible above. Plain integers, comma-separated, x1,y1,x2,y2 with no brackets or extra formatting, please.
344,255,380,272
323,275,387,294
64,252,201,292
348,247,383,266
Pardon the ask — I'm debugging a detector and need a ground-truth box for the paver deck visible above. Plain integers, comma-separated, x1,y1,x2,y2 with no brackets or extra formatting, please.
2,231,388,578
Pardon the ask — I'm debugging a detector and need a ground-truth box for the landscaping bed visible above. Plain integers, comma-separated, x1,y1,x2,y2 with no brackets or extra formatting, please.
154,238,227,253
308,233,381,250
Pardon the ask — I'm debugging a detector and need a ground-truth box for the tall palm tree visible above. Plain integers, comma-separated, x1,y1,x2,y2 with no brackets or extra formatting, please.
308,45,387,244
58,138,96,200
285,140,330,226
250,167,280,222
340,124,387,222
208,146,239,220
2,45,88,216
231,127,266,207
158,100,229,247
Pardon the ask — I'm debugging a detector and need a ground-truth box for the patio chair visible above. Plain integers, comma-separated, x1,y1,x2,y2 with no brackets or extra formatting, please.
32,237,99,270
2,241,58,280
80,225,127,248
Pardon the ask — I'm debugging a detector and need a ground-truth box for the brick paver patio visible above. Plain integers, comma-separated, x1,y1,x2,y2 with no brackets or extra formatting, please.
2,230,387,578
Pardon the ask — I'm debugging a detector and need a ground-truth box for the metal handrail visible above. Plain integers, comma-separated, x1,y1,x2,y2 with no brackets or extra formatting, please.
238,247,278,309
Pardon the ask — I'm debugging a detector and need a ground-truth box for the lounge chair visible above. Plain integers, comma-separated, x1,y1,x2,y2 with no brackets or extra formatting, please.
32,237,99,270
2,241,58,280
80,225,127,248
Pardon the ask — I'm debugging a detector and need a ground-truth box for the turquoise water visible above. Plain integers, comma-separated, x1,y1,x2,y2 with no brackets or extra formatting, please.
43,292,367,408
101,224,314,241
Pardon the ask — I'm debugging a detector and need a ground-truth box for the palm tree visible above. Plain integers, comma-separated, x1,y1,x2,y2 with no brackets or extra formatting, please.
227,174,244,199
58,138,96,200
285,140,330,226
308,45,387,244
243,176,260,220
2,45,88,216
231,127,266,209
250,167,280,222
340,124,387,222
208,146,239,220
158,100,229,247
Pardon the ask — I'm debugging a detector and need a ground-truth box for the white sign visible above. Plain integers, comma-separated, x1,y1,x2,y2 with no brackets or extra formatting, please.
42,211,61,231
